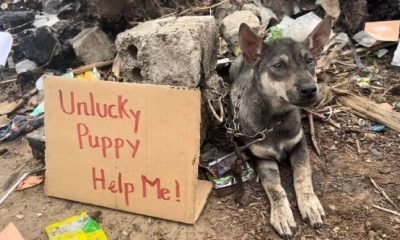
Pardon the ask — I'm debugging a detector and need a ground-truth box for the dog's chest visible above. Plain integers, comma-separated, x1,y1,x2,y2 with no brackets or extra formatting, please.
248,128,303,161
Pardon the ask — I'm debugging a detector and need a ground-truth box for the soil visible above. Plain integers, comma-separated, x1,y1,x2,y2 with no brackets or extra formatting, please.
1,62,400,240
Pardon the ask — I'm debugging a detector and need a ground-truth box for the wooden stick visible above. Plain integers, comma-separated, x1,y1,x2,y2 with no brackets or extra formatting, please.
159,0,229,18
308,113,321,156
71,60,114,75
340,42,397,57
370,177,397,209
372,205,400,217
355,139,361,155
0,79,17,84
333,88,400,133
303,108,341,128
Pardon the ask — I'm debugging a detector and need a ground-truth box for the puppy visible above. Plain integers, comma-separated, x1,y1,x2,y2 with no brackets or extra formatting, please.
229,18,331,238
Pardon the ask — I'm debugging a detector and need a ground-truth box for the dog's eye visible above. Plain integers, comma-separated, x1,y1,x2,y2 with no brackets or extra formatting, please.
305,57,314,64
272,62,283,70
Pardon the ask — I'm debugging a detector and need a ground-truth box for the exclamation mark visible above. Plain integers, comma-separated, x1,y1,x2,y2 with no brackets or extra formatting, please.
175,180,180,202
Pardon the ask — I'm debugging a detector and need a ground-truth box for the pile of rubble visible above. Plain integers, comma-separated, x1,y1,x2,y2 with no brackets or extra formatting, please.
1,0,400,189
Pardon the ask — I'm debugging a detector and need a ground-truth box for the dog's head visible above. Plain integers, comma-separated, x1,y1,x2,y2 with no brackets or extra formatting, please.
239,17,331,107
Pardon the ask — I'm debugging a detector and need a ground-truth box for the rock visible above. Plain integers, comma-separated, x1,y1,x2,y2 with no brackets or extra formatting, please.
370,148,381,158
26,127,45,161
0,10,35,31
15,214,24,220
115,16,218,87
15,60,38,74
378,167,391,175
328,204,337,211
220,10,260,55
72,26,116,64
0,148,8,156
21,26,62,66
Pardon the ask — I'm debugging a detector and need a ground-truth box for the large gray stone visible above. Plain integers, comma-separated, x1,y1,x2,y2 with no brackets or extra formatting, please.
115,16,218,87
72,27,116,64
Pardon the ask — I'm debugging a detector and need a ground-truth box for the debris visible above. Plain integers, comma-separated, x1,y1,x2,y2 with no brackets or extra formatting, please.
391,42,400,67
45,212,107,240
0,10,35,31
242,3,277,32
353,31,377,48
207,162,255,189
355,76,371,88
0,115,44,142
308,113,321,156
220,10,260,55
15,60,38,74
30,102,44,117
33,13,59,28
21,26,61,66
0,100,24,115
16,175,44,190
365,20,400,42
378,167,392,175
0,222,25,240
0,148,8,156
275,12,323,42
370,148,381,158
116,16,218,87
72,27,116,65
76,67,101,80
319,0,340,19
72,60,114,75
375,49,389,58
372,205,400,217
0,32,13,66
370,177,397,209
369,124,386,132
0,167,45,206
26,126,45,160
393,101,400,111
333,89,400,133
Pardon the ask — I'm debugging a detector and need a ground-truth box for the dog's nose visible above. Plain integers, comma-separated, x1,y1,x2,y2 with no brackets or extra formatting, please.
299,83,317,98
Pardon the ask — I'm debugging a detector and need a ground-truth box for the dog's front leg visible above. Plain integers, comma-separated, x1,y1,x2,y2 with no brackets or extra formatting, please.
257,159,297,238
290,135,325,228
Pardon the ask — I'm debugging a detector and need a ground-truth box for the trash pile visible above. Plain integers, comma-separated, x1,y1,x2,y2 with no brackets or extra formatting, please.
0,0,400,238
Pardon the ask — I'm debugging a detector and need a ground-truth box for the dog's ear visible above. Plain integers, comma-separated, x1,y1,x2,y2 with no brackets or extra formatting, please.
239,23,262,67
307,17,332,56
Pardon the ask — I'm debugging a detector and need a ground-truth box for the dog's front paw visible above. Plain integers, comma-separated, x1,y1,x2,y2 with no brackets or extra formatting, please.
270,199,297,239
297,193,326,228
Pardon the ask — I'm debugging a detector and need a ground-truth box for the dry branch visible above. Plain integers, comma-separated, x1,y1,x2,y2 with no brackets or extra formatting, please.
71,60,114,75
332,89,400,133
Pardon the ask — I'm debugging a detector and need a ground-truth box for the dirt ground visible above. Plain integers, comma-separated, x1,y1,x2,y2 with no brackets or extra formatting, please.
1,58,400,239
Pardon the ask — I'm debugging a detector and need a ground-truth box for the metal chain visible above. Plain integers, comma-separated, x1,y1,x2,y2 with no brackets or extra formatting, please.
205,79,281,167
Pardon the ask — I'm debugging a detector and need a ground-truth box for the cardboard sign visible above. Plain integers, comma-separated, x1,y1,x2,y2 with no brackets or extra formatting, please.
44,76,212,224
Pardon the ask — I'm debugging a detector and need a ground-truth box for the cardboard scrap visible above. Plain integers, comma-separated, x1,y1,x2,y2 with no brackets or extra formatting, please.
365,20,400,42
44,76,212,224
0,223,25,240
16,175,44,190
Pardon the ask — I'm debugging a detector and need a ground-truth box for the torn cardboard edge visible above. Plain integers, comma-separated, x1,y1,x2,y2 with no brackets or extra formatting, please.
44,75,212,224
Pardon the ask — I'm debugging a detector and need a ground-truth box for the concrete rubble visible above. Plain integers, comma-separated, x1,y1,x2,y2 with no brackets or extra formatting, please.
115,16,218,88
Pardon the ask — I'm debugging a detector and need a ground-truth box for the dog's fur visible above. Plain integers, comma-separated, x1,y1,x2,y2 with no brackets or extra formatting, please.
229,18,331,239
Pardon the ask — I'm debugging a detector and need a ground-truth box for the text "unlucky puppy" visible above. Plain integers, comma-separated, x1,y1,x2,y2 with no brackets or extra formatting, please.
58,90,141,159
